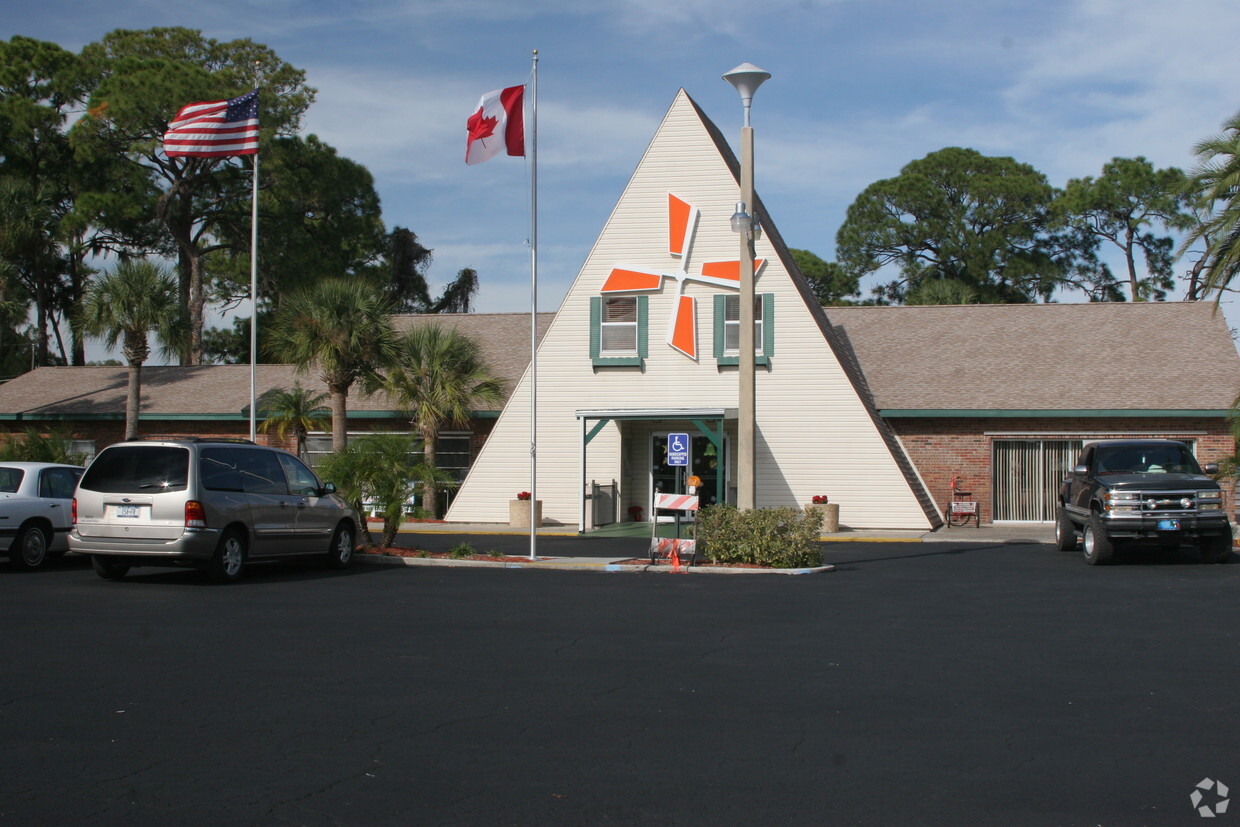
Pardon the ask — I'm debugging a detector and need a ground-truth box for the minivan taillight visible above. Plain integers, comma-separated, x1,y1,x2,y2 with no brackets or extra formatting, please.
185,500,207,528
72,498,77,525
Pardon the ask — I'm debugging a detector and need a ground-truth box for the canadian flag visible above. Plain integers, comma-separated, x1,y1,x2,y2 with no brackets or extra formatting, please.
465,85,525,165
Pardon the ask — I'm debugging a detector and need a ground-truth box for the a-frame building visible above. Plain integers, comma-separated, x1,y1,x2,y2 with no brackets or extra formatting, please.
445,89,941,530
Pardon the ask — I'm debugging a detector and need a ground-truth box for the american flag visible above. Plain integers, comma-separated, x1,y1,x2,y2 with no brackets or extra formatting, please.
163,90,259,158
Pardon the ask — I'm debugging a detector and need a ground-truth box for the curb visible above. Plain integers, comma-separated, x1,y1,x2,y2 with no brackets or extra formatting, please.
357,553,835,575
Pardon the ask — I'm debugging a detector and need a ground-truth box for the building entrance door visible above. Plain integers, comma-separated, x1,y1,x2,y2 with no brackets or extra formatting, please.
651,433,726,509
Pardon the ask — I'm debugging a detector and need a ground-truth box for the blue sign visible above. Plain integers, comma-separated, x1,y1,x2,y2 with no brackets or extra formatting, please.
667,433,689,467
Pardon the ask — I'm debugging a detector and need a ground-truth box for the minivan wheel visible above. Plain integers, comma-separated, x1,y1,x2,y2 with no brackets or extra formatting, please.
327,523,354,569
10,524,49,570
209,529,246,583
92,555,130,580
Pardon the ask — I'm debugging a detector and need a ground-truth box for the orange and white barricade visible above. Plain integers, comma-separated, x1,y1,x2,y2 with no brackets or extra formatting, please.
649,493,699,569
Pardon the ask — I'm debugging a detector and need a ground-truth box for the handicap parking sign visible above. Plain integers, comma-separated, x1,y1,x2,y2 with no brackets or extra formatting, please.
667,433,689,466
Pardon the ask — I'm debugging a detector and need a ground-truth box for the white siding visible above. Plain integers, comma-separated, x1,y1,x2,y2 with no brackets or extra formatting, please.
446,91,933,529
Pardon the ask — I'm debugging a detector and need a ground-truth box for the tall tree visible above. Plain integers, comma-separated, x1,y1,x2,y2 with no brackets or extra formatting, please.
264,278,397,453
788,248,859,305
367,324,503,517
256,383,328,459
368,227,480,314
903,278,979,306
1059,157,1192,301
71,27,314,364
836,147,1079,304
212,134,387,310
76,259,184,439
1181,111,1240,298
0,178,58,363
0,36,95,366
383,227,434,312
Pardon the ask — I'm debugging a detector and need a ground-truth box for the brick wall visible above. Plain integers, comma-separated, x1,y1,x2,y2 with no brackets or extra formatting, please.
891,417,1236,524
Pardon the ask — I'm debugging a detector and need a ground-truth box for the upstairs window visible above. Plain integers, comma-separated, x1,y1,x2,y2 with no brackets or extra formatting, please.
601,297,638,354
714,293,774,366
590,295,648,366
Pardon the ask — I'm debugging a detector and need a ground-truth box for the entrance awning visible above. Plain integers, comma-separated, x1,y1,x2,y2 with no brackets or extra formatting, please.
575,407,737,422
574,408,736,532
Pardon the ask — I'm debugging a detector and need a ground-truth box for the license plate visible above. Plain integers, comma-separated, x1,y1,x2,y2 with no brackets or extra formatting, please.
116,505,140,519
1157,519,1180,531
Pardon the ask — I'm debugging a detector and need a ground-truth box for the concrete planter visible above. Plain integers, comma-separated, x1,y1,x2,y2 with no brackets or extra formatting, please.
805,502,840,533
509,499,543,528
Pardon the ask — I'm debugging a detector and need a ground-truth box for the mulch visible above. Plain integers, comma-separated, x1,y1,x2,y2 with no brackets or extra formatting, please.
361,547,542,564
361,547,819,569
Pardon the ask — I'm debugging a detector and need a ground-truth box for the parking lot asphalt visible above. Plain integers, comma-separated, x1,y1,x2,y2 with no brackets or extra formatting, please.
4,539,1239,825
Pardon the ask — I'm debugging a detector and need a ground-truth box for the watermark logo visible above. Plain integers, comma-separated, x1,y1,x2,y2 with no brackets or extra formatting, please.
1191,778,1230,818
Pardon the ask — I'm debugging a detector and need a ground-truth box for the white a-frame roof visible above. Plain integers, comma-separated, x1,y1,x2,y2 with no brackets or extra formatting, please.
445,89,940,530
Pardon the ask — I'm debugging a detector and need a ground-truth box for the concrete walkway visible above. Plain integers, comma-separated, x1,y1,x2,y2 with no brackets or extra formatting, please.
380,519,1055,545
360,519,1056,572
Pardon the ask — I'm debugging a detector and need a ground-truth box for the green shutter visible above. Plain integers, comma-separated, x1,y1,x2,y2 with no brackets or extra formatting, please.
589,296,601,359
761,292,774,361
713,295,727,362
637,295,649,358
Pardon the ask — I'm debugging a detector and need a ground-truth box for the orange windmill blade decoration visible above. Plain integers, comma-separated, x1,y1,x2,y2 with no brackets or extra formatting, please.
599,193,766,362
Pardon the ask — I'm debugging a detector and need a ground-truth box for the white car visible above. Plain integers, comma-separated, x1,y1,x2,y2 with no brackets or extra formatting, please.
0,462,84,571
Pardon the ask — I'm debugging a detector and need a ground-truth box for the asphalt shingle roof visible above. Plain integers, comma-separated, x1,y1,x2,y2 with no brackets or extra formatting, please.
0,313,553,418
826,302,1240,412
0,304,1235,418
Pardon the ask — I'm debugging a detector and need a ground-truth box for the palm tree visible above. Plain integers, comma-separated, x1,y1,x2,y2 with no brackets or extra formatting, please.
1182,111,1240,297
369,324,504,516
257,383,329,459
76,259,183,439
265,278,397,452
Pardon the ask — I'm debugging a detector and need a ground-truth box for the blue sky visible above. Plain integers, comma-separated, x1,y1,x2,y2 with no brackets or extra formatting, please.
9,0,1240,332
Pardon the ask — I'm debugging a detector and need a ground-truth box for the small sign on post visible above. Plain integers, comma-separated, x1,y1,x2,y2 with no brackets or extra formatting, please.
667,433,689,467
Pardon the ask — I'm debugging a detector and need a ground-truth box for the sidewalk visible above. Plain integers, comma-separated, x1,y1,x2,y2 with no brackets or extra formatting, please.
358,519,1054,573
371,519,1055,549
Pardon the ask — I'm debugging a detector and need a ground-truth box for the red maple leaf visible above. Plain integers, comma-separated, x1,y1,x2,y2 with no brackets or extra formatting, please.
467,107,498,144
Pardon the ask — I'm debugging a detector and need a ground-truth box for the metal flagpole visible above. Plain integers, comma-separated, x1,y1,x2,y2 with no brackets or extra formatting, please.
249,148,259,441
528,50,539,560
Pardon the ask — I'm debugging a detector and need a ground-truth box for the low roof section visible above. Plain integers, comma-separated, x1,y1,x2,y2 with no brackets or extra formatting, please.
826,301,1240,417
0,312,553,423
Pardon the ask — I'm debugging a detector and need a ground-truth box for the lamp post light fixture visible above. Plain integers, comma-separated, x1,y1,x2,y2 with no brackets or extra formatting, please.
723,62,769,511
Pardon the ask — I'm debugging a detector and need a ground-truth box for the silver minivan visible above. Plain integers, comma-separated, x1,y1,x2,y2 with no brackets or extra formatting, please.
70,437,359,583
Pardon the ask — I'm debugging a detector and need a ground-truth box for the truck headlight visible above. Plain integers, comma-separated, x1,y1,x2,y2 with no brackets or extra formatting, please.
1197,491,1223,512
1104,491,1141,513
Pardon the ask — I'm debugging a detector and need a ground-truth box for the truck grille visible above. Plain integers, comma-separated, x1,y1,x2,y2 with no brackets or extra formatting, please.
1139,491,1201,514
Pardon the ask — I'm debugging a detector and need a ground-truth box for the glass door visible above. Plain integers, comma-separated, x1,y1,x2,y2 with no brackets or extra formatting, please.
651,433,726,508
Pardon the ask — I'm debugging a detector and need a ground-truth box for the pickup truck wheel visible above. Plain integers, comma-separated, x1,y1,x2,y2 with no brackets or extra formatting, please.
10,524,49,570
91,555,130,580
1200,533,1232,564
1054,507,1078,551
1083,514,1114,565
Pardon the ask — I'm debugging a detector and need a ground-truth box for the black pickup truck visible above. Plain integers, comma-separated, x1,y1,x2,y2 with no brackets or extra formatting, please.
1055,439,1232,565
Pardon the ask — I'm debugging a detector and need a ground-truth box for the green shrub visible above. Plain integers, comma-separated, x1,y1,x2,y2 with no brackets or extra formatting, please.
0,426,87,465
695,505,823,568
448,542,475,559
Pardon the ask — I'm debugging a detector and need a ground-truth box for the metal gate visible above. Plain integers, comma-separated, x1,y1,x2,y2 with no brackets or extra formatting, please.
992,439,1083,522
591,479,618,527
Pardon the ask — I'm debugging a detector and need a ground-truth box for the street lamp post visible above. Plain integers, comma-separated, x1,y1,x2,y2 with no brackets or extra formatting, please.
723,62,770,511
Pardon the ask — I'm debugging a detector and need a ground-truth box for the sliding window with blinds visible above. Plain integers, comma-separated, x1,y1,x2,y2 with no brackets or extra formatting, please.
992,439,1083,522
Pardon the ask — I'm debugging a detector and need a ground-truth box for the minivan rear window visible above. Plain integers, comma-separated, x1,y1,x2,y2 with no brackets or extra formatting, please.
79,446,190,493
